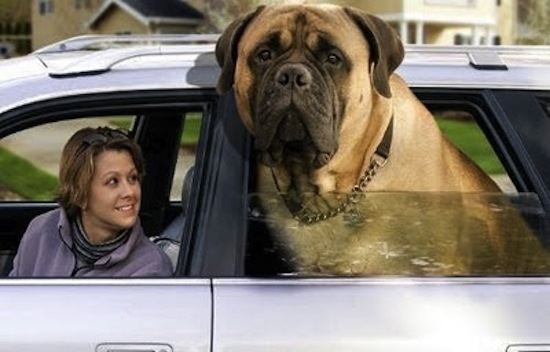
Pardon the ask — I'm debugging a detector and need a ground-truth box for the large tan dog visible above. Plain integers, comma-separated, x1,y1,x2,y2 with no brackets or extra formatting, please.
216,4,550,275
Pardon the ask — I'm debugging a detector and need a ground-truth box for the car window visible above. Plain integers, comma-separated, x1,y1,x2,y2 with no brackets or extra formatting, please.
0,112,204,204
0,116,134,202
0,105,208,277
434,109,516,193
244,104,550,277
170,111,202,201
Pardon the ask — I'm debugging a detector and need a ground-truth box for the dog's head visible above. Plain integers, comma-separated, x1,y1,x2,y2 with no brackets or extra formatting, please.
216,5,403,171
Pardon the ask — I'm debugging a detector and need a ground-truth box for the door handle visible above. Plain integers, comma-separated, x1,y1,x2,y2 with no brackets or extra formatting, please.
97,344,172,352
507,345,550,352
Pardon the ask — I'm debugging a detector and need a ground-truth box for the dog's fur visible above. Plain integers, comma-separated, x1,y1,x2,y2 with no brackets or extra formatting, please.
216,4,550,275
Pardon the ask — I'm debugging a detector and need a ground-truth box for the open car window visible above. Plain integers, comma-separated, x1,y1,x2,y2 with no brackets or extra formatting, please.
243,101,550,277
0,100,209,278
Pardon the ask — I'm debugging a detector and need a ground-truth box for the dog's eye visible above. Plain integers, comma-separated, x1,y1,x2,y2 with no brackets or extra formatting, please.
257,50,272,63
326,53,341,65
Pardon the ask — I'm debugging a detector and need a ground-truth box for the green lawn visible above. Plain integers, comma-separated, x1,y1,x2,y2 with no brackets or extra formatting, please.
0,146,58,200
108,116,133,130
436,118,504,175
181,115,201,147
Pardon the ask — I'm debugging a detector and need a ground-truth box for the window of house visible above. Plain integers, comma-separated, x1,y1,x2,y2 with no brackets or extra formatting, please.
75,0,92,9
39,0,54,15
454,34,473,45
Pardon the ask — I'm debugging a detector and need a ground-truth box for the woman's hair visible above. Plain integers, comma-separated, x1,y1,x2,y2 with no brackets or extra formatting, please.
57,126,145,218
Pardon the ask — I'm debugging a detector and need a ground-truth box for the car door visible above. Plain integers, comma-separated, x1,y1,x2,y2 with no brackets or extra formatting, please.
212,277,550,352
204,90,550,352
0,91,215,351
0,279,211,352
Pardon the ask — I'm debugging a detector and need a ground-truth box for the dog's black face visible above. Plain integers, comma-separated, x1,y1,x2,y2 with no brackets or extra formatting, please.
248,25,345,170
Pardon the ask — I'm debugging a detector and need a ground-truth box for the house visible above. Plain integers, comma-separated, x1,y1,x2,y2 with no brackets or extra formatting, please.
33,0,104,50
311,0,517,45
0,0,31,55
88,0,204,35
32,0,204,51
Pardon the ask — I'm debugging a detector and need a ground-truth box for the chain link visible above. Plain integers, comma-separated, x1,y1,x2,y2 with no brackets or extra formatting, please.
291,154,388,225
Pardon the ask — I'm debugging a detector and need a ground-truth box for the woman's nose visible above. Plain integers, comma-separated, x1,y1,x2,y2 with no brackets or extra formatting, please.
121,180,139,197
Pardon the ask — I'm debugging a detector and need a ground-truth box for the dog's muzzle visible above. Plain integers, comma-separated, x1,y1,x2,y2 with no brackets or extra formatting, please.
254,62,338,169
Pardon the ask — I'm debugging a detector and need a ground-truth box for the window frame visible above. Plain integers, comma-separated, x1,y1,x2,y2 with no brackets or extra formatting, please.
235,88,550,277
38,0,54,15
0,89,217,277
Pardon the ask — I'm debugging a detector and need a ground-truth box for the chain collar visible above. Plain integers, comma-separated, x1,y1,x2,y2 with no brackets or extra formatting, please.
274,117,394,225
283,153,388,224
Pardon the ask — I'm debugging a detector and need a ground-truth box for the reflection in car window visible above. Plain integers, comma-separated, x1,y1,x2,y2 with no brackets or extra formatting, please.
0,116,135,202
246,192,550,277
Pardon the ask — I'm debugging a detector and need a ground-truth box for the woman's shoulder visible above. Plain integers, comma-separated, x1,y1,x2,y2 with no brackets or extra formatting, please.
132,232,174,276
10,208,68,277
24,208,64,238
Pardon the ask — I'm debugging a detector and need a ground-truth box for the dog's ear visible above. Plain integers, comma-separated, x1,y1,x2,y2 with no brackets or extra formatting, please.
344,7,404,98
216,6,265,94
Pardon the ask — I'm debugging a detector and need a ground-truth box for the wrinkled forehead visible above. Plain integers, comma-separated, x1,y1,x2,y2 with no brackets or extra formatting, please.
238,5,368,58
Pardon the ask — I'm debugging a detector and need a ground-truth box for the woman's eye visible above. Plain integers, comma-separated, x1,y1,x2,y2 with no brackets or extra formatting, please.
107,178,118,186
327,53,341,65
129,174,139,184
257,50,272,63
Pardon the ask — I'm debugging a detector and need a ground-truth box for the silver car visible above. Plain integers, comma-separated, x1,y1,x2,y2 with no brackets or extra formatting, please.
0,35,549,352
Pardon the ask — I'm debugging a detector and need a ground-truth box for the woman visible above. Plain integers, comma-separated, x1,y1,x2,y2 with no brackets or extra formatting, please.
10,126,173,277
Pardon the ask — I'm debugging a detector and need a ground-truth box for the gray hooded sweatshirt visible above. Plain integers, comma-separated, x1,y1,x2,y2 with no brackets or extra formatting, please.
9,208,173,277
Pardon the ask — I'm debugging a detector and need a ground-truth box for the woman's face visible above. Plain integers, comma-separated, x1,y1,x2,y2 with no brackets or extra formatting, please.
81,149,141,244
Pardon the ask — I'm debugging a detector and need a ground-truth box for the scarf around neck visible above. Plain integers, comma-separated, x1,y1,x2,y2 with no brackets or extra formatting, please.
71,215,130,264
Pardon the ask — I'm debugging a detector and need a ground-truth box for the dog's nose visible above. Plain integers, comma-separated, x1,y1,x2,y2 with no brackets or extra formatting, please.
276,64,312,88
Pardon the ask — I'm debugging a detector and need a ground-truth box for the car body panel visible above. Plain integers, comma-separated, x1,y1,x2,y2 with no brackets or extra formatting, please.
2,44,550,115
0,279,212,352
0,55,46,83
213,278,550,352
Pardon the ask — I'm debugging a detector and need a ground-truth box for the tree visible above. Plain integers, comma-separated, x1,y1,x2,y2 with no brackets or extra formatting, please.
195,0,281,32
517,0,550,44
0,0,30,23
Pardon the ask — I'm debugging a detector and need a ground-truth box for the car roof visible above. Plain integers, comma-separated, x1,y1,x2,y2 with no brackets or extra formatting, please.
1,34,550,115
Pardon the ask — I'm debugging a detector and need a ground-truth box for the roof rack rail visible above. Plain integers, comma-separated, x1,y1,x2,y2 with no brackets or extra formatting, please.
35,34,220,54
405,44,550,54
468,51,507,70
45,45,217,78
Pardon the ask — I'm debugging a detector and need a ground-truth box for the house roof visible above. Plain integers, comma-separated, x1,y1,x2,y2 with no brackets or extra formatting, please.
88,0,204,29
